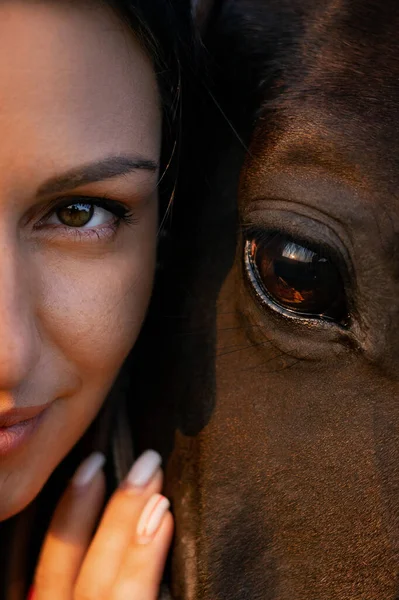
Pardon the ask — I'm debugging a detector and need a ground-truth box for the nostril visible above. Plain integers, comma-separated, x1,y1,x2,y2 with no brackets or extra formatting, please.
0,326,40,389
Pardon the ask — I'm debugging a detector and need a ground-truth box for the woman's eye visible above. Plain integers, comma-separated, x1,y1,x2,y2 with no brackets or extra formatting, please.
46,202,113,228
245,232,349,324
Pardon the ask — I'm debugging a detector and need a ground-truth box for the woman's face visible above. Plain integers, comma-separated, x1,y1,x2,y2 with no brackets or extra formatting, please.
0,1,161,519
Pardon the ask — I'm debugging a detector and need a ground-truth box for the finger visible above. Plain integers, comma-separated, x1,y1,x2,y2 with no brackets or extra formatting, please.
35,453,106,600
111,496,174,600
75,450,162,600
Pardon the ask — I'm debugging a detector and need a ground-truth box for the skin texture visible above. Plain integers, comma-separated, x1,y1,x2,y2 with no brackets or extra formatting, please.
0,1,160,521
134,0,399,598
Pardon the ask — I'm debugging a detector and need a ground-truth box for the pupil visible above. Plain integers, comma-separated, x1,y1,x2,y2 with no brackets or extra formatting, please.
57,203,94,227
251,234,347,322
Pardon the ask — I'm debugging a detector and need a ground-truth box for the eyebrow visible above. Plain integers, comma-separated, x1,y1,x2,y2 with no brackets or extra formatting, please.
37,155,159,197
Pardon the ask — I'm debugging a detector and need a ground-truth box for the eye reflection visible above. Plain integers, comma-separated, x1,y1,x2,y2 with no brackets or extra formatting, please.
57,202,94,227
245,232,349,324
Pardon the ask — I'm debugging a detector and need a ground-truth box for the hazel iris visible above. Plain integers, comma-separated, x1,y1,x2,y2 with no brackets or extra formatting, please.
56,203,94,227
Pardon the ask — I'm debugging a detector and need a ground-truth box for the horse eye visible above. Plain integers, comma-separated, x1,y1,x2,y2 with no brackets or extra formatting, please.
244,232,349,324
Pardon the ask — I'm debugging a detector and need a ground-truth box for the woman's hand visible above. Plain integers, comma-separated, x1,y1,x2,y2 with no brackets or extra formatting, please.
32,450,173,600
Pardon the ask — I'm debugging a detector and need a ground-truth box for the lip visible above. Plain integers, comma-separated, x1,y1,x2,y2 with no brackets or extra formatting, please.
0,404,49,427
0,404,48,456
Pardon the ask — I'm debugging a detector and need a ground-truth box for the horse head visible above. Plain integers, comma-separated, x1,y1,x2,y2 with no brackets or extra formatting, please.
135,1,399,598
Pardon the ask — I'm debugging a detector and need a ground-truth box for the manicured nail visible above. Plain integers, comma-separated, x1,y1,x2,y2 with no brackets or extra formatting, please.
72,452,105,488
136,493,170,543
124,450,161,489
27,585,35,600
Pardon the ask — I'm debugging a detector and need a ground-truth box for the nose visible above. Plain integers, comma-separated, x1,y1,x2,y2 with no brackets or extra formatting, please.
0,240,40,390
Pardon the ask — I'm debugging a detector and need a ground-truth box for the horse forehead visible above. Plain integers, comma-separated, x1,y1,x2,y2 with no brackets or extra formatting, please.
229,0,399,48
242,107,399,232
231,0,399,159
241,44,399,222
254,39,399,170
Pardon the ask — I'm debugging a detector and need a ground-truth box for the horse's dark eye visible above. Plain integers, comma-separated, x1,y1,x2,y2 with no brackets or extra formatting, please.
245,232,349,324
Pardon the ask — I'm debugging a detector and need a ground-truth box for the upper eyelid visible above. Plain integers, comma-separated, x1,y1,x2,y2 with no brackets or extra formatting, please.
244,201,354,256
44,195,123,212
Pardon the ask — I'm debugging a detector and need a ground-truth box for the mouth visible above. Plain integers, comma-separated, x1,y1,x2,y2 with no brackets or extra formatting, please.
0,404,48,456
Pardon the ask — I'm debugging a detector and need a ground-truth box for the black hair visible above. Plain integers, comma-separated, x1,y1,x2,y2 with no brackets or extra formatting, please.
0,3,198,598
108,0,197,221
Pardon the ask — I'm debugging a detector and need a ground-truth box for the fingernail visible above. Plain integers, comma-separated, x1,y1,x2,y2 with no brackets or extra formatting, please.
124,450,161,489
27,585,35,600
72,452,105,488
136,493,170,543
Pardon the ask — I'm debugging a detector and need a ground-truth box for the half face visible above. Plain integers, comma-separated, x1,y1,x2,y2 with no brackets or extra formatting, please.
0,1,160,520
159,1,399,599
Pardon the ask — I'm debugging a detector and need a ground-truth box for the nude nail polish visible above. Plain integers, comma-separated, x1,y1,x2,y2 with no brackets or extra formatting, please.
124,450,162,489
136,493,170,543
72,452,105,488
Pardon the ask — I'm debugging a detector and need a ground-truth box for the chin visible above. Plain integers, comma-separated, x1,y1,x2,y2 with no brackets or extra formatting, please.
0,469,44,522
0,497,30,522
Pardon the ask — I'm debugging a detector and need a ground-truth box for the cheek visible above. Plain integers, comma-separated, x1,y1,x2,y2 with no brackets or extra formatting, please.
0,205,158,519
44,261,152,370
37,209,157,378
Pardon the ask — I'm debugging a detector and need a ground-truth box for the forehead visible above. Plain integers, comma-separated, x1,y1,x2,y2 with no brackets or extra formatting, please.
0,1,160,175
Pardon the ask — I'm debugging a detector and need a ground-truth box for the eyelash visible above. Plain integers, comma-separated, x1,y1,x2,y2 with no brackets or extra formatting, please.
35,196,136,242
